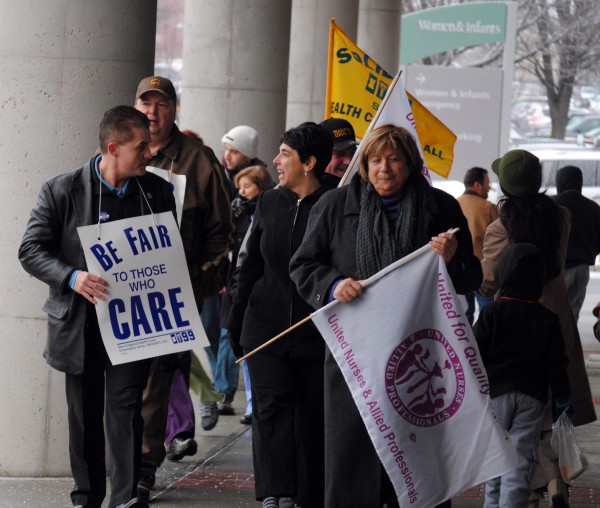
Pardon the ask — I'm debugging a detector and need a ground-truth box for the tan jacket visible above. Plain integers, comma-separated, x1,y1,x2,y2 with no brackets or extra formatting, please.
480,211,596,428
457,191,498,260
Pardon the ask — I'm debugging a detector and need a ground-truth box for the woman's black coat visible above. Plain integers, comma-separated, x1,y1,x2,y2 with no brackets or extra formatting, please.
289,174,482,507
228,179,337,359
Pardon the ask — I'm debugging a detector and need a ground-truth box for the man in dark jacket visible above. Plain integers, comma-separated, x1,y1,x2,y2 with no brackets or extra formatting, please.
134,76,234,499
552,165,600,322
18,106,176,508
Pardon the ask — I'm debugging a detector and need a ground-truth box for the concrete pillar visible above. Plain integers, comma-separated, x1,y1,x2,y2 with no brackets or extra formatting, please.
0,0,156,476
357,0,402,75
180,0,292,170
286,0,359,128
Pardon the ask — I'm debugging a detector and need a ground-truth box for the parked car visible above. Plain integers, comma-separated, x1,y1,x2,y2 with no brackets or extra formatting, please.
524,146,600,205
582,126,600,148
511,99,550,134
433,145,600,207
565,114,600,142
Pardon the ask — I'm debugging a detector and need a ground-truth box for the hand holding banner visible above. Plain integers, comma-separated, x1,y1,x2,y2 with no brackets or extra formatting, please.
311,246,516,507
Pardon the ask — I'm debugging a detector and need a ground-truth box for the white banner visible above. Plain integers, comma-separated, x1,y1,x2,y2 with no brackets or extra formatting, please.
311,246,516,507
146,166,186,226
77,211,208,365
340,71,431,186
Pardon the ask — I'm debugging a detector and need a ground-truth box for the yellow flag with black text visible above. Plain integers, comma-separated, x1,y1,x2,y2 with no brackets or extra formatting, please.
325,19,456,178
325,20,393,138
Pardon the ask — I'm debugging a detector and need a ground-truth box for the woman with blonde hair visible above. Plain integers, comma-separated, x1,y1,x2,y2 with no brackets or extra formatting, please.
290,124,480,507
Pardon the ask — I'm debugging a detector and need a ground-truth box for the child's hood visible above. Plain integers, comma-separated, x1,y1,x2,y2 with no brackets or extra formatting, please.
497,243,546,301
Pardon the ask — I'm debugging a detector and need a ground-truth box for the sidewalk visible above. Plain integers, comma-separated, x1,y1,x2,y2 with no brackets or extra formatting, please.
3,292,600,507
3,367,600,508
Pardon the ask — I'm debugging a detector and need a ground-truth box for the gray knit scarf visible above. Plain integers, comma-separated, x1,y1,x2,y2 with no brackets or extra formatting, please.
356,177,432,279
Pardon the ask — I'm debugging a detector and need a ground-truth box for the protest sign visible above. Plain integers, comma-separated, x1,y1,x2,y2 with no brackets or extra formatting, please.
77,211,208,365
311,246,516,507
145,166,186,226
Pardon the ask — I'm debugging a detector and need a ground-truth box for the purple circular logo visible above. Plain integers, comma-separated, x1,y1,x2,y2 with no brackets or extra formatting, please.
385,329,464,427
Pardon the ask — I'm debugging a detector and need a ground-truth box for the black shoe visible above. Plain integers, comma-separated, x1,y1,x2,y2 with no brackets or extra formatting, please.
136,483,150,503
166,437,198,461
218,394,235,415
137,469,155,502
240,413,252,424
199,401,219,430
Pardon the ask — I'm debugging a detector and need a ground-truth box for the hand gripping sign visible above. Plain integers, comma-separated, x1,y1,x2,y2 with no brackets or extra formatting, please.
77,211,208,365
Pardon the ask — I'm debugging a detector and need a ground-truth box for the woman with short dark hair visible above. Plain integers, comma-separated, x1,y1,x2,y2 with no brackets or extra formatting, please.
228,122,336,508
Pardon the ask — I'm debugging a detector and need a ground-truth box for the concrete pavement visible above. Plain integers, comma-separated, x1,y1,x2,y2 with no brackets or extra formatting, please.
4,369,600,508
4,278,600,507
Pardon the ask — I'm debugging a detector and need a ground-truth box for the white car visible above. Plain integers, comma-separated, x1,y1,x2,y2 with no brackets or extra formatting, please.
525,146,600,205
432,145,600,206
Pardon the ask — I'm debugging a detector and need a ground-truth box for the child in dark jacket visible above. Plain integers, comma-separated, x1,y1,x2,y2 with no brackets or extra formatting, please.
473,243,571,508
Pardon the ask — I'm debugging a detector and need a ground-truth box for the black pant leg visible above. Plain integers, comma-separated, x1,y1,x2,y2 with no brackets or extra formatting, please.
66,325,107,508
293,357,325,508
247,351,297,500
105,357,152,507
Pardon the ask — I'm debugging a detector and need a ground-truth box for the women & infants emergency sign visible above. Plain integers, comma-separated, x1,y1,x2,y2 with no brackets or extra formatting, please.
77,211,207,365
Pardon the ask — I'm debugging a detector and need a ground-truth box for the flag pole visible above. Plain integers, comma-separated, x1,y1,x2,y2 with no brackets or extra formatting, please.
324,19,335,120
235,228,461,364
235,314,313,364
338,71,403,187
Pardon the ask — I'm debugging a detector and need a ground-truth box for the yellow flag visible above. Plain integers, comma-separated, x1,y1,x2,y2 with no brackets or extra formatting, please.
325,20,392,139
406,92,456,178
325,19,457,178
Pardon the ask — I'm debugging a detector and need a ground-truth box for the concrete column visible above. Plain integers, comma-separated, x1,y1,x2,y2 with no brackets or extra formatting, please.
180,0,292,170
0,0,156,476
286,0,359,128
357,0,401,75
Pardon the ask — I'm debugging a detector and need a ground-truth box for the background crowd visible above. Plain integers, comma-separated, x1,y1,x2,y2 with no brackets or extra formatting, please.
18,74,600,508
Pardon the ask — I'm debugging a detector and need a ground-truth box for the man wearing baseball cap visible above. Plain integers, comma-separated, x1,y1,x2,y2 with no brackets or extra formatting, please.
221,125,266,196
134,76,234,501
319,117,359,178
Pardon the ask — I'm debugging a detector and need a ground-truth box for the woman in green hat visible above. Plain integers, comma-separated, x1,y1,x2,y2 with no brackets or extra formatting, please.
480,148,596,507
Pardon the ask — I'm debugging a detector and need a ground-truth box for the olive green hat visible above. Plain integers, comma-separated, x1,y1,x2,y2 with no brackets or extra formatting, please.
491,149,542,198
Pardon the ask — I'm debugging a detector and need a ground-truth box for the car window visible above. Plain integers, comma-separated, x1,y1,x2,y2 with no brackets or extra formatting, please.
541,159,600,187
567,117,600,134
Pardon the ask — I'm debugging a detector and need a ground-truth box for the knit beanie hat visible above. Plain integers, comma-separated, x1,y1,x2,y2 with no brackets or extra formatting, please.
222,125,259,159
492,149,542,198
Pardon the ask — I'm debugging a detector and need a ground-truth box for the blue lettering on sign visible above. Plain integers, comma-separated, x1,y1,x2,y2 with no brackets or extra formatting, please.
124,225,172,255
90,240,123,271
108,287,189,340
147,291,173,331
131,295,152,337
109,299,129,339
169,287,190,327
170,330,196,344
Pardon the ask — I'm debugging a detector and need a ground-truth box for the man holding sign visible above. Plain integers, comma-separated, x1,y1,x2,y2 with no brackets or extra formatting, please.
19,106,176,508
